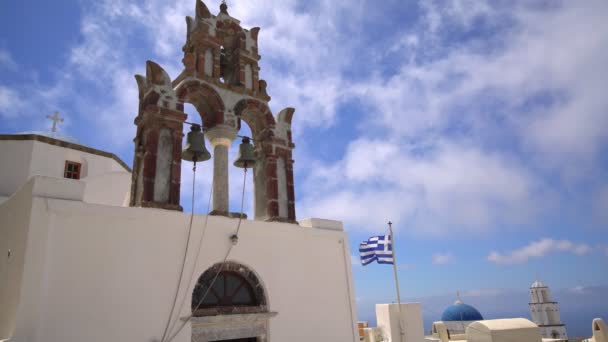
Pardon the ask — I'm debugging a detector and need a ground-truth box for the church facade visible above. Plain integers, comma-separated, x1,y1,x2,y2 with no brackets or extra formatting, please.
0,2,358,341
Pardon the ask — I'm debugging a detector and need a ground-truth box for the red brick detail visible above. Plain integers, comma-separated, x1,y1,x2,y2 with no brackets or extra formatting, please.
266,178,278,200
288,202,296,221
213,51,221,78
250,27,260,42
267,200,279,218
262,143,274,155
131,99,187,211
233,99,276,138
169,131,184,205
175,81,225,128
253,71,259,92
265,160,277,179
183,52,196,72
286,159,296,220
281,108,295,125
142,129,158,202
239,66,245,84
144,92,160,108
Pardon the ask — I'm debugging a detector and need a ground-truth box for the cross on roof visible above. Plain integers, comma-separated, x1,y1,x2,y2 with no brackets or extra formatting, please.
46,112,64,132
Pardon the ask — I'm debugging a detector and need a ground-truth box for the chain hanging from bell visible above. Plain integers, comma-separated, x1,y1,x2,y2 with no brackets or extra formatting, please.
182,124,211,163
233,136,256,168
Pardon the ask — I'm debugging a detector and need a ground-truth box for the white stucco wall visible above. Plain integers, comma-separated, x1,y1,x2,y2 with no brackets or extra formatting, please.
466,319,542,342
376,303,425,342
444,320,476,333
0,140,34,196
0,176,358,342
0,137,130,206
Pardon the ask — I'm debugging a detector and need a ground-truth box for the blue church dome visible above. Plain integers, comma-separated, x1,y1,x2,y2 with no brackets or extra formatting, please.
441,300,484,322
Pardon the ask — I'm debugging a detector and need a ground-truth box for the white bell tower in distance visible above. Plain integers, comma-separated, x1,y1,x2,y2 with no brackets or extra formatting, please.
529,279,568,340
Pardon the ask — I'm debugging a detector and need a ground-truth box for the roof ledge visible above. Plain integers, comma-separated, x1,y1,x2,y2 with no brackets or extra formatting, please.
298,218,343,231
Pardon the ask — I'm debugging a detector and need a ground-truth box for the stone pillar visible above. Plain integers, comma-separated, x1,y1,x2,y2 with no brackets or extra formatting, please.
264,156,279,219
207,125,237,216
130,106,187,211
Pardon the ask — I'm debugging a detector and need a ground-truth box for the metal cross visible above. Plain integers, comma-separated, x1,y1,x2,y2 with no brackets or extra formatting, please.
46,112,64,132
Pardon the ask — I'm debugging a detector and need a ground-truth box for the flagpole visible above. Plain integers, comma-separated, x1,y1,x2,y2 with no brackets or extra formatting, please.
388,221,405,342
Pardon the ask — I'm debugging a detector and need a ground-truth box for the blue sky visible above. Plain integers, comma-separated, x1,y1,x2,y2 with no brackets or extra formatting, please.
1,0,607,330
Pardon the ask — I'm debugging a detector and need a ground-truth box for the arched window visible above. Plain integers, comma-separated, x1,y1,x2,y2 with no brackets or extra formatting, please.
197,271,257,307
192,261,267,317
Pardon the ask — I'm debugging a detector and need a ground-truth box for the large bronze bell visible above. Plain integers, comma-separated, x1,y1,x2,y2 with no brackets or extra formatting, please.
182,124,211,162
233,137,256,168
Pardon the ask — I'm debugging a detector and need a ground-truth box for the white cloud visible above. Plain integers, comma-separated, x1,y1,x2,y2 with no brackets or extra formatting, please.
360,0,608,173
432,253,454,265
487,238,593,265
299,138,541,235
2,0,606,244
297,0,608,237
0,49,17,70
568,286,588,295
0,86,23,118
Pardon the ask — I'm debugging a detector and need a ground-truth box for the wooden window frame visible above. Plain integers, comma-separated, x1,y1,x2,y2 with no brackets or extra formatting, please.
64,161,82,180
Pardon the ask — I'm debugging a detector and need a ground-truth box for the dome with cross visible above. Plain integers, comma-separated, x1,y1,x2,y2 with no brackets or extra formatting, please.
441,295,484,322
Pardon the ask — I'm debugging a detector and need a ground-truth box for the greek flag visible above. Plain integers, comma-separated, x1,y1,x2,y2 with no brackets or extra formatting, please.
359,235,393,265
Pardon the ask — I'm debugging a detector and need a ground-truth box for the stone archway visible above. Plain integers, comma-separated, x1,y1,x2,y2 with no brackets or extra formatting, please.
174,80,226,130
191,262,276,342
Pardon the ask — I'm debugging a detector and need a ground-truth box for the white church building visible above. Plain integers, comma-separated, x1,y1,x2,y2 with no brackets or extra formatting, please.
2,2,607,342
0,1,358,341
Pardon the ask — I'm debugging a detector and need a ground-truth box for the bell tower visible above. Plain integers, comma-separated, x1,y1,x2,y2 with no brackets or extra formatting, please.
130,0,297,222
529,279,568,340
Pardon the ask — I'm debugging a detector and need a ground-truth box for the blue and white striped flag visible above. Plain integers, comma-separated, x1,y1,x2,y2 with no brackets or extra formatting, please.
359,235,394,265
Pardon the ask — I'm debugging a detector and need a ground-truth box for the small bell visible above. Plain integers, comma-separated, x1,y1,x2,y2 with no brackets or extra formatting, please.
182,124,211,163
233,137,256,168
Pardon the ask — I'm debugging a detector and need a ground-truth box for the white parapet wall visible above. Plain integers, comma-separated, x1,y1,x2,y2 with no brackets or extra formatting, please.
376,303,425,342
0,176,358,342
466,318,542,342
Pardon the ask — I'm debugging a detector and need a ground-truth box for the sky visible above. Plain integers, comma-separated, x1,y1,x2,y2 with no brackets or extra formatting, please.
1,0,607,335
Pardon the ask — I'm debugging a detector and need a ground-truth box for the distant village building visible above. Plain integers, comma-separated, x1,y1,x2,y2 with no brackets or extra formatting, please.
529,280,568,340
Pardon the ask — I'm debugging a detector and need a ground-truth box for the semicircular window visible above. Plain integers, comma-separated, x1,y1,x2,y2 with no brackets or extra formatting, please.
192,270,260,316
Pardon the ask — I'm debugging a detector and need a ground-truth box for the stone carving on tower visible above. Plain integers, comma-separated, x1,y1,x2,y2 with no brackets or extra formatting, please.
529,279,568,340
130,0,297,223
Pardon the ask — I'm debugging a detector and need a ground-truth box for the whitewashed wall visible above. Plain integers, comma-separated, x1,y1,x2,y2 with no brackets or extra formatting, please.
0,138,130,206
0,176,358,342
376,303,425,342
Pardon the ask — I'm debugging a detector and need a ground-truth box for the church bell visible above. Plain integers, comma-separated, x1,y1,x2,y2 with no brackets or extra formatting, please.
233,137,256,168
182,124,211,163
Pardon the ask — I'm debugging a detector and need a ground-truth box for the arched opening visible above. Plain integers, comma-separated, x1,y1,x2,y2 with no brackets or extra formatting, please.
192,261,267,316
175,81,225,130
232,99,280,221
190,262,274,342
229,121,255,219
192,269,263,315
